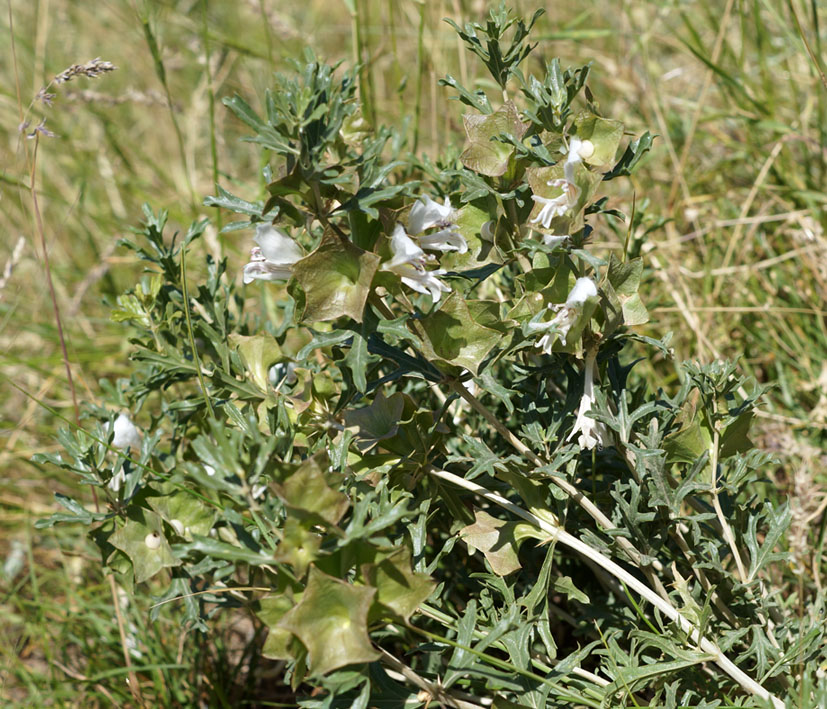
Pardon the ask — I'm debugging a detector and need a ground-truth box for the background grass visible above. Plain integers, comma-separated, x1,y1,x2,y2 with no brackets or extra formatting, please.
1,0,825,705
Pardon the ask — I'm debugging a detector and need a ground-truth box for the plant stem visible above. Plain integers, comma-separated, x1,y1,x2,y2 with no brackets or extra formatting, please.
429,468,785,709
180,244,215,420
709,413,748,582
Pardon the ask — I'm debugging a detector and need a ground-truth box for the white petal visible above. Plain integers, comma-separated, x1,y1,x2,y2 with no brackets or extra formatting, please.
566,277,598,306
578,139,594,160
542,234,569,248
530,194,569,229
418,227,468,253
111,413,141,451
567,137,584,165
243,260,293,284
254,224,303,266
108,468,126,492
408,195,452,235
383,225,425,270
401,269,451,303
480,220,496,242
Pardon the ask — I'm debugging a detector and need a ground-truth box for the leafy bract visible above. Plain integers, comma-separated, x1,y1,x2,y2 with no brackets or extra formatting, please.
278,566,379,675
274,454,349,526
574,111,623,166
292,233,380,323
460,509,540,576
420,293,501,374
361,547,435,621
461,101,528,177
110,509,181,583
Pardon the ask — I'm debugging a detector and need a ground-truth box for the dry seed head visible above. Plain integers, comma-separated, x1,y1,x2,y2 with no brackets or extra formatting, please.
53,57,117,85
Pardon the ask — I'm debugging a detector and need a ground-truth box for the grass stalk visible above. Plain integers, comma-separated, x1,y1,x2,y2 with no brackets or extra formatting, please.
27,137,80,425
201,0,222,236
412,0,426,153
138,5,196,207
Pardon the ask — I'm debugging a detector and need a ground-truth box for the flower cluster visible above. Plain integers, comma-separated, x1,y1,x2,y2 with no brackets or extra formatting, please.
378,195,468,303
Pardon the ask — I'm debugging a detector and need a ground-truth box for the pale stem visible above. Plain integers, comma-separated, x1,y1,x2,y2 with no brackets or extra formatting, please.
378,646,486,709
709,417,748,583
429,468,784,709
449,380,672,600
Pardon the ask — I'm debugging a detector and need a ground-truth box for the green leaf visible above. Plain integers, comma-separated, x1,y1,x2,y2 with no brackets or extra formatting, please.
419,293,501,375
745,503,791,581
278,566,379,675
110,509,181,584
549,575,589,604
274,454,350,526
720,410,754,458
663,418,710,465
344,390,406,451
229,333,283,392
182,535,273,565
344,328,377,394
460,101,527,177
361,547,435,621
291,233,381,323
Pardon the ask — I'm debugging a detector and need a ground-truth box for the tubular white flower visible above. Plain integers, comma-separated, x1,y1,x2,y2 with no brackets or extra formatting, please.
407,195,467,254
242,224,303,284
382,225,451,303
530,277,598,353
530,178,580,229
110,413,141,451
408,195,453,234
567,349,611,450
530,136,592,230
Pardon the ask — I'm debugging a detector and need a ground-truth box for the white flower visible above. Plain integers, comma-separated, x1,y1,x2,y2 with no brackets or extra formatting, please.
409,195,453,234
530,178,580,229
567,349,611,450
382,225,451,303
417,227,468,254
542,234,570,249
242,224,303,284
530,136,593,230
408,195,467,254
530,277,598,353
110,413,141,451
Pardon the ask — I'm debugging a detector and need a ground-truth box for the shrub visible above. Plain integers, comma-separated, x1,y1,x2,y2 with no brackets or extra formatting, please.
40,4,820,707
